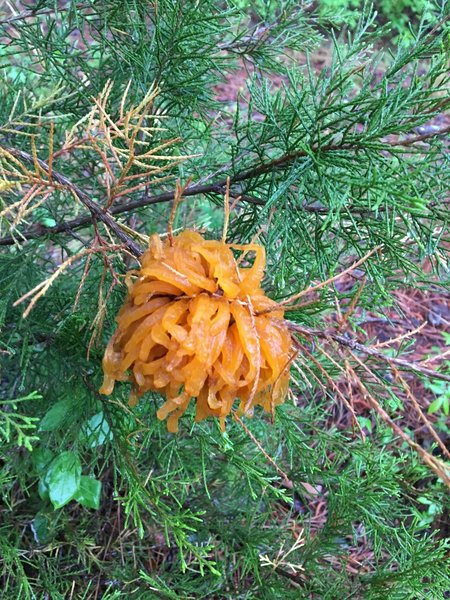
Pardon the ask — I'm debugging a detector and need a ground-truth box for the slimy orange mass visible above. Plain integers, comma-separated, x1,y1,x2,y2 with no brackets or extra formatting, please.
100,231,292,432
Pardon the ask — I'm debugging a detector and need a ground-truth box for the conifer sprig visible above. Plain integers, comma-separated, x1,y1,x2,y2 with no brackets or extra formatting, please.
1,1,450,597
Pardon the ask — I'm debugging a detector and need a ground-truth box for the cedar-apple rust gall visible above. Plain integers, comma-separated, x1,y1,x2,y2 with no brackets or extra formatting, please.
100,231,292,432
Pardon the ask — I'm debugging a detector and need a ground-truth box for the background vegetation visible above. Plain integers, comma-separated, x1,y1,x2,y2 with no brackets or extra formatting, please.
1,1,449,598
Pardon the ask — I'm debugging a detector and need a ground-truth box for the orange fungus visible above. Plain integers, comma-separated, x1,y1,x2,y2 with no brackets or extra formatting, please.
100,231,292,432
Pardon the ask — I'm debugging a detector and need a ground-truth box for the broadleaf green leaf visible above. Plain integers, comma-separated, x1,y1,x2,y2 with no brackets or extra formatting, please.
427,398,443,415
80,412,112,447
74,476,102,510
45,451,81,509
39,399,73,432
32,447,54,475
31,513,53,545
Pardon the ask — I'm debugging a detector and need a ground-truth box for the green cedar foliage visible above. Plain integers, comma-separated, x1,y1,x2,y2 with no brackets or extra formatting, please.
318,0,437,36
0,1,449,598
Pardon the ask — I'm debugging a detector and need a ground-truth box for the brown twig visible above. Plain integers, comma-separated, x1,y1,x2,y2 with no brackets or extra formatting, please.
3,119,450,248
233,412,292,485
388,123,450,147
2,146,143,257
273,565,304,587
294,339,365,438
287,322,450,385
0,6,71,25
346,355,450,487
167,178,191,245
373,321,427,348
258,246,381,315
337,276,367,331
13,244,124,318
392,367,450,460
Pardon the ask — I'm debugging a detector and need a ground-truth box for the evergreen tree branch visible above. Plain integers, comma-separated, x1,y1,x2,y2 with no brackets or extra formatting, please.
2,1,450,595
288,322,450,384
1,146,143,257
346,356,450,487
389,123,450,147
3,118,450,248
0,5,85,25
0,7,54,25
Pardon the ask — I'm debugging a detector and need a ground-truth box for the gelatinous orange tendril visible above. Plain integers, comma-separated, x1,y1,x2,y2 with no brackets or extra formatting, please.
100,231,292,432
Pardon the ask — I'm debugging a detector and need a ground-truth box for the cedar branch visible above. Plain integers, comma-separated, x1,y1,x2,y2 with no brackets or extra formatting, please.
2,120,449,247
287,322,450,385
1,146,143,257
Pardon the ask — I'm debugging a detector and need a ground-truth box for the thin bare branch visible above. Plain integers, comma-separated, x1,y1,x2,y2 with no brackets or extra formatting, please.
13,245,124,318
287,322,450,384
388,123,450,147
0,7,59,25
3,116,449,247
392,367,450,460
259,246,382,314
374,321,427,348
233,412,291,485
346,355,450,487
1,146,143,257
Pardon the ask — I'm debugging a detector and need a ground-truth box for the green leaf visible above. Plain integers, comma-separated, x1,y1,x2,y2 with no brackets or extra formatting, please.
427,383,446,395
41,217,57,227
31,513,53,545
38,478,50,502
427,398,443,415
32,447,54,475
74,476,102,510
39,399,74,432
441,332,450,346
80,412,112,447
44,451,81,509
357,416,373,433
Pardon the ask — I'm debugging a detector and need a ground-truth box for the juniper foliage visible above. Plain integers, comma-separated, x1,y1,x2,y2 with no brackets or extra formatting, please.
0,1,449,598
